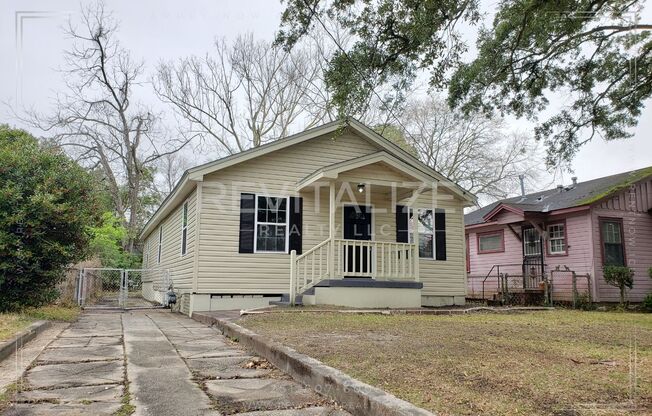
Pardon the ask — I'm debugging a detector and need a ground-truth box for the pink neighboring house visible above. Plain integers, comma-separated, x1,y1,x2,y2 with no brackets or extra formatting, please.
465,167,652,303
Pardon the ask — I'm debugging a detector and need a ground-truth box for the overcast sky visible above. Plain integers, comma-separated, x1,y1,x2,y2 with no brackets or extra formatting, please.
1,0,651,194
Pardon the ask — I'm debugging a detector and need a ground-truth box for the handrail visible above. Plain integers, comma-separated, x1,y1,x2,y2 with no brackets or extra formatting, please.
481,263,527,300
296,238,331,262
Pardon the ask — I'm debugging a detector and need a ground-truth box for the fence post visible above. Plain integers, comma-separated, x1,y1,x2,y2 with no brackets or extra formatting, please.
77,269,83,306
586,274,592,306
289,250,297,306
571,271,578,309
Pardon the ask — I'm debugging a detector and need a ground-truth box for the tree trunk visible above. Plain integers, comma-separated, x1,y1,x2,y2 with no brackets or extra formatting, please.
619,285,626,306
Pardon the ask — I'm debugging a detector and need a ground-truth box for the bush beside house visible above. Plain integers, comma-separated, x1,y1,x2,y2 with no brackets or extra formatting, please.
602,265,635,306
0,126,102,312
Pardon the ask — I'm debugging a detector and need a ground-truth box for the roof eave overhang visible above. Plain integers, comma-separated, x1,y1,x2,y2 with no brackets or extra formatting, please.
482,203,525,222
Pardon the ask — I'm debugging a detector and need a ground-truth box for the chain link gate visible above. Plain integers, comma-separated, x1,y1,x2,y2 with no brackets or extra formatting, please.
76,268,171,309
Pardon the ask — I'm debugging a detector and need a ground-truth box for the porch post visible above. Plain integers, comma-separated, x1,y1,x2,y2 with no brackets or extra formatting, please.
410,190,421,282
328,181,336,279
289,250,296,305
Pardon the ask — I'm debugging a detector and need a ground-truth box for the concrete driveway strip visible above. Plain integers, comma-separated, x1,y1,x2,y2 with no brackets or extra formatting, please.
3,310,350,416
121,311,217,416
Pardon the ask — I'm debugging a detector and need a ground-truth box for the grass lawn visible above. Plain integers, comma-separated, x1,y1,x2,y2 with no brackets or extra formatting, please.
240,310,652,416
0,305,80,342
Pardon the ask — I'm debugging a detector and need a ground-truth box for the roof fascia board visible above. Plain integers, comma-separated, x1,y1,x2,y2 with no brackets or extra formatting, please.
483,203,524,222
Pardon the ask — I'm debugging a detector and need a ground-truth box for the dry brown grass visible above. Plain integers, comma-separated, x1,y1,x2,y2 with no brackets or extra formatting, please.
0,315,32,342
240,310,652,416
0,305,80,342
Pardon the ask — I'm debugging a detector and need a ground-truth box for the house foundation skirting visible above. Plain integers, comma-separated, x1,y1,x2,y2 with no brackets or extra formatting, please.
421,295,466,307
189,294,283,314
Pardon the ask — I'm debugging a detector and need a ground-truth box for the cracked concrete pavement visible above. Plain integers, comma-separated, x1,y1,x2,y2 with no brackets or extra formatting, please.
2,310,350,416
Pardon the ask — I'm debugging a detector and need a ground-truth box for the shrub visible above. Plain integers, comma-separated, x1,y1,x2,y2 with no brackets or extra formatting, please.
643,294,652,313
602,265,634,306
0,126,101,311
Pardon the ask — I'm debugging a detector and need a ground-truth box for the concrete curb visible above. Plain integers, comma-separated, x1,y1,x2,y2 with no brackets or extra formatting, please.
241,306,556,316
192,312,434,416
0,320,51,362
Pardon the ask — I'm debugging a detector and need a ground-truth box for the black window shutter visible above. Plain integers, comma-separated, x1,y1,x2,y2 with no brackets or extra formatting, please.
238,193,255,253
396,205,409,243
289,196,303,254
435,208,446,260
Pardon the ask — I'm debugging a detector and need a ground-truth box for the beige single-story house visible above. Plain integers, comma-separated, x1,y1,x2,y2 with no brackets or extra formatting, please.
140,119,476,315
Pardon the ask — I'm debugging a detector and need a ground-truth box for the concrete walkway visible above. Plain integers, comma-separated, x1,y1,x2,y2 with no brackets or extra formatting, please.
2,310,349,416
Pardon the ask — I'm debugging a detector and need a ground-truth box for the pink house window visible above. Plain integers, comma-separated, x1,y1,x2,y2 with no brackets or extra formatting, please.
547,223,567,255
477,230,504,254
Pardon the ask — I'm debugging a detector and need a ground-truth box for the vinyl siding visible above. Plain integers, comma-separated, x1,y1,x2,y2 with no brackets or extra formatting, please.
195,131,468,296
414,192,467,297
142,188,197,292
196,132,380,293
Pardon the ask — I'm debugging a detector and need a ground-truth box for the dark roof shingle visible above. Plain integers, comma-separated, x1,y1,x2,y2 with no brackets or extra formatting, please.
465,166,652,226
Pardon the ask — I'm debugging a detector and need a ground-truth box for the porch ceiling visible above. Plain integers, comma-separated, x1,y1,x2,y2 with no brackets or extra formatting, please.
295,151,437,192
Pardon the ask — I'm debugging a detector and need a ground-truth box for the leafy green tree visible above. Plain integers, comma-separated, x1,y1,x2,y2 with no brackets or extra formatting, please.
276,0,481,117
449,0,651,166
277,1,650,166
0,126,101,311
602,265,635,306
89,212,141,269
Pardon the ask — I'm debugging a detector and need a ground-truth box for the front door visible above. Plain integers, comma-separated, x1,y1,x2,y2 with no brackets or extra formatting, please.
522,227,544,278
343,205,372,276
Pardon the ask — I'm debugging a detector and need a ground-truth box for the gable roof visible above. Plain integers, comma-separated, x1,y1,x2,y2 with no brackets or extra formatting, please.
465,166,652,226
140,118,476,239
296,151,438,191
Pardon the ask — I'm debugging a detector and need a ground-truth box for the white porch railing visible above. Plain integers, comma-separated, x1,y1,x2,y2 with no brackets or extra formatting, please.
290,238,417,304
293,239,331,297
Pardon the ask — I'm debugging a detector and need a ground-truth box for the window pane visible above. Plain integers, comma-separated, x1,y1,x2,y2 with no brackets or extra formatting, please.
419,233,433,258
550,239,565,253
523,228,541,255
548,224,564,239
604,243,624,266
602,222,621,243
418,210,433,234
256,224,286,252
479,234,502,252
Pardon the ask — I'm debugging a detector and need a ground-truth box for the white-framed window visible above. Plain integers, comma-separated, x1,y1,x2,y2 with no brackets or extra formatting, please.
408,208,434,258
157,226,163,264
181,201,189,255
254,196,289,253
547,223,566,255
145,240,149,267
